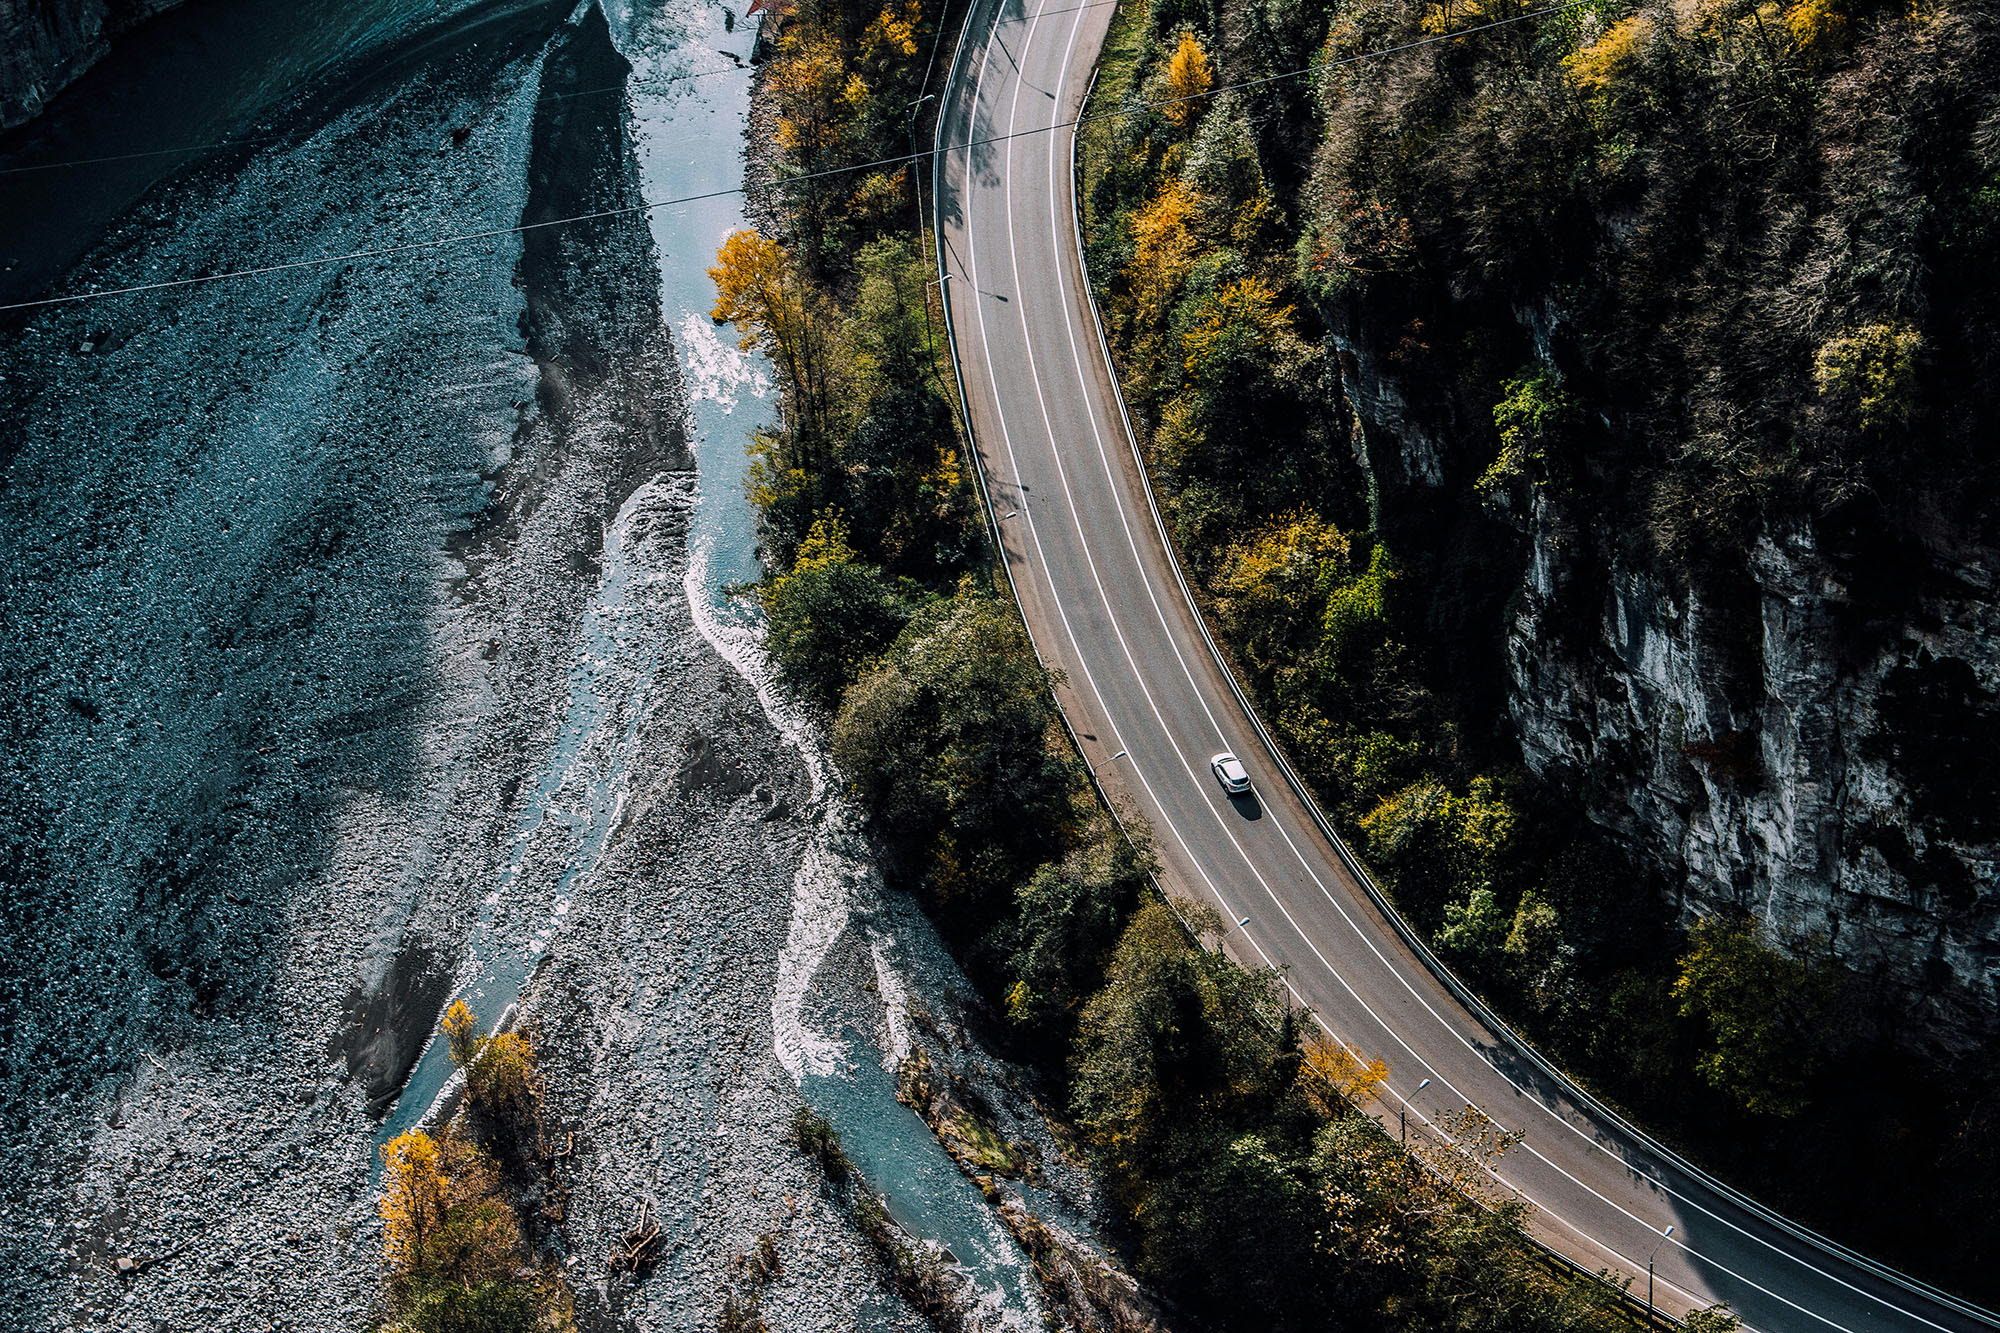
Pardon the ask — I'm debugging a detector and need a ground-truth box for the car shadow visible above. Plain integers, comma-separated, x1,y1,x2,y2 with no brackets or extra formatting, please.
1228,789,1264,820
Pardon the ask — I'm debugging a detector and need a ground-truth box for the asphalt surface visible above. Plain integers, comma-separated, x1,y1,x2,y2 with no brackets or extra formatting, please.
929,0,2000,1328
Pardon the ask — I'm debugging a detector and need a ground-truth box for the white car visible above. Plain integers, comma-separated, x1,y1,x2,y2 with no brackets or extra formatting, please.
1209,751,1251,795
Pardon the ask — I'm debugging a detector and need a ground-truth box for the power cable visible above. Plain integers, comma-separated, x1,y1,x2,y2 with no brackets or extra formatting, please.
1,0,1577,313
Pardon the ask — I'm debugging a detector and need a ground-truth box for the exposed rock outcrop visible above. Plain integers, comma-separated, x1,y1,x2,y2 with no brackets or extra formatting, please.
1333,322,2000,1050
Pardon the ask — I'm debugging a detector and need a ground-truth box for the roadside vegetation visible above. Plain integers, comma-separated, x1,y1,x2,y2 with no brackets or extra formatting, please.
375,1005,573,1333
1080,0,2000,1298
717,0,1711,1325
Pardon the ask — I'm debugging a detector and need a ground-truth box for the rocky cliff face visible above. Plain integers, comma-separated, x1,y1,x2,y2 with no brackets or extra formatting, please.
1335,322,2000,1049
0,0,187,127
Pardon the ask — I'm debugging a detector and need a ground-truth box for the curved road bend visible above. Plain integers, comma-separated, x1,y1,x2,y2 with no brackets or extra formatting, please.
929,0,2000,1328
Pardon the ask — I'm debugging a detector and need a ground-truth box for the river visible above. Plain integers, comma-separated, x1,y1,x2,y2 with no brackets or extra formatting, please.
0,0,1089,1328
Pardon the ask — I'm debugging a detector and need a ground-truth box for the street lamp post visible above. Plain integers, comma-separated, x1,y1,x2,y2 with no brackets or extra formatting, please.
1217,914,1251,943
905,92,939,243
1647,1224,1676,1327
904,91,943,385
1400,1077,1431,1145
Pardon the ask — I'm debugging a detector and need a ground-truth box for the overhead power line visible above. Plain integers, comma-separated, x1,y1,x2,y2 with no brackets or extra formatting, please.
0,0,1576,314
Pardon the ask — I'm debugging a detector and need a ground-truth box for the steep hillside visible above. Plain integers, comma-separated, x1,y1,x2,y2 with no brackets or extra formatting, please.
1305,0,2000,1040
1082,0,2000,1293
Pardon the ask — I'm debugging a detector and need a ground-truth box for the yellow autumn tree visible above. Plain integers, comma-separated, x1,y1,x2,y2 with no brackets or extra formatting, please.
790,513,857,576
437,1003,545,1157
380,1130,449,1277
1181,274,1295,378
711,229,836,443
1214,512,1355,671
440,998,479,1068
769,31,851,160
1783,0,1847,52
1418,0,1490,35
1564,13,1653,97
466,1030,541,1128
1126,178,1201,381
1812,321,1922,432
864,1,922,61
379,1129,531,1298
1162,30,1213,127
1301,1036,1389,1115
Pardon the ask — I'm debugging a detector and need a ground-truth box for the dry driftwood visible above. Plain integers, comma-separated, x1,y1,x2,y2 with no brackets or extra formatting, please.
607,1198,663,1279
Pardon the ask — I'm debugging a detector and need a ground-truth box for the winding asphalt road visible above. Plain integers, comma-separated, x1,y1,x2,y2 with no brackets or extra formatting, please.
928,0,2000,1328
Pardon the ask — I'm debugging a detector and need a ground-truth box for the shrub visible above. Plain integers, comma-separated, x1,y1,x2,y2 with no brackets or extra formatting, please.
1479,369,1580,495
790,1107,852,1184
1812,322,1923,434
1673,918,1847,1118
762,516,910,708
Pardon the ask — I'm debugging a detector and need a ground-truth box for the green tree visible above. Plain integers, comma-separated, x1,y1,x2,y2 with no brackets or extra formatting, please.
1673,918,1846,1118
832,594,1074,912
998,825,1151,1036
1479,369,1580,495
1359,776,1516,933
763,516,910,707
1139,1133,1330,1325
1812,322,1923,434
1070,899,1295,1189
